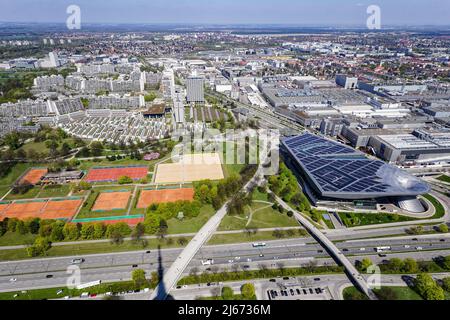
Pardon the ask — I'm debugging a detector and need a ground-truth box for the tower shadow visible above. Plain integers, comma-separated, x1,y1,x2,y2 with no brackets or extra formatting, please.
153,245,174,300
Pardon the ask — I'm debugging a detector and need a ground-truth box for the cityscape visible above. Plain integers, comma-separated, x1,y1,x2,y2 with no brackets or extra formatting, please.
0,0,449,307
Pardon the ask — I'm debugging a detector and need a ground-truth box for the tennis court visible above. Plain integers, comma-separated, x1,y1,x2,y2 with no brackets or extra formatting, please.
154,153,224,183
0,198,83,221
84,166,148,182
0,200,47,220
92,191,131,211
137,188,195,208
41,198,84,219
19,168,48,185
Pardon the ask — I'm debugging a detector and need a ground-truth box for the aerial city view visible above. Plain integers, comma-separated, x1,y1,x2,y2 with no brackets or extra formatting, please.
0,0,449,307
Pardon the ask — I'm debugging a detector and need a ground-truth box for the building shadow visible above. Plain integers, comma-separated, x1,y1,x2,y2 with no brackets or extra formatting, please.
153,245,175,300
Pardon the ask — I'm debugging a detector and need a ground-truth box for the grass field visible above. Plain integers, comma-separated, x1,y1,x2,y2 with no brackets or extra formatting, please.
218,202,297,231
423,194,446,219
338,211,414,227
0,186,10,198
78,158,153,171
36,184,71,198
166,205,215,234
4,186,41,200
436,175,450,183
0,232,37,246
373,286,423,300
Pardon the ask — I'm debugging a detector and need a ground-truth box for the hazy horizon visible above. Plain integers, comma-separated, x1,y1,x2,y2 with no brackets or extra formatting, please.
0,0,449,26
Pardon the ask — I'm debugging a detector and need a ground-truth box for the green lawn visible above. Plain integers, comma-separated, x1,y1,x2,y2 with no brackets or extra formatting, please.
19,141,49,154
436,175,450,183
222,163,245,178
0,186,11,198
166,205,216,234
0,232,37,246
252,189,269,202
208,229,306,245
4,186,41,200
338,212,414,227
36,184,71,198
374,286,423,300
423,194,446,219
0,237,192,262
218,202,297,231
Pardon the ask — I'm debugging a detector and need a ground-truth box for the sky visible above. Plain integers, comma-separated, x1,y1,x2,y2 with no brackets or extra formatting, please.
0,0,449,26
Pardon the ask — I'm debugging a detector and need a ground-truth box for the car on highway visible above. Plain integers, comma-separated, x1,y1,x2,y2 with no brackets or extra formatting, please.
132,264,138,268
253,242,266,248
412,238,418,241
378,253,387,257
9,278,17,282
269,279,276,282
404,245,410,249
70,258,85,265
317,250,323,253
259,254,264,257
314,278,321,281
235,256,241,260
283,277,289,280
246,258,252,262
201,259,214,266
440,239,446,242
359,248,366,251
415,246,423,250
342,248,349,252
46,275,53,278
228,260,234,264
145,251,151,254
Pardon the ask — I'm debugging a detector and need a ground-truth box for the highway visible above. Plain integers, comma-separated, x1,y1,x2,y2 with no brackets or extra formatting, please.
149,165,265,300
275,195,379,300
2,234,450,293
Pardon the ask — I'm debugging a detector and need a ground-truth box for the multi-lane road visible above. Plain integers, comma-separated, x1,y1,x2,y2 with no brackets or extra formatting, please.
2,234,450,293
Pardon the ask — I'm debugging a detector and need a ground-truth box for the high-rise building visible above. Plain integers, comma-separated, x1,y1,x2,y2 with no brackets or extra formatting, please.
186,76,205,103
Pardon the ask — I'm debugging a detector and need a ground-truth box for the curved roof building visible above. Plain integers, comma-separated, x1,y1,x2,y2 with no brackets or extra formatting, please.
281,133,430,202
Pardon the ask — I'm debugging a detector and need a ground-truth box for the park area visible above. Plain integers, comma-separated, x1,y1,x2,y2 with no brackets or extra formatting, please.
154,153,224,183
84,166,148,183
136,187,194,209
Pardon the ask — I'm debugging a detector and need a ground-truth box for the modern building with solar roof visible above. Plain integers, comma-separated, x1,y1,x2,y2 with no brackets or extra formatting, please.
281,133,430,213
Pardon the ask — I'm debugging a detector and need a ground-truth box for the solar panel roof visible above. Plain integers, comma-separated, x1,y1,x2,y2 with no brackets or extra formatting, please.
282,133,429,199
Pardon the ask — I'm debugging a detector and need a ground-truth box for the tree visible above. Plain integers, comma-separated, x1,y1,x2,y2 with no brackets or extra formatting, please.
221,286,234,300
359,258,373,272
415,273,445,300
403,258,418,273
132,269,147,287
442,277,450,292
90,141,104,157
388,258,404,273
50,221,65,242
438,224,449,233
131,223,145,241
63,223,80,240
118,176,133,184
27,236,52,257
93,223,106,239
177,237,188,246
240,283,256,299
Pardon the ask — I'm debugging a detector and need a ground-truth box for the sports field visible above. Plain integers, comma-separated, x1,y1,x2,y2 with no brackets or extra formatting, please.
19,168,48,185
0,198,83,220
92,191,131,211
154,153,224,183
137,188,194,208
84,166,148,182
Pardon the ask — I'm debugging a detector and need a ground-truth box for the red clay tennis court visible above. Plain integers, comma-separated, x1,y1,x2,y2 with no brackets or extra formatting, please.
1,200,47,220
0,198,83,221
137,188,195,208
19,168,48,185
100,217,144,226
92,191,131,211
41,199,83,219
84,166,148,182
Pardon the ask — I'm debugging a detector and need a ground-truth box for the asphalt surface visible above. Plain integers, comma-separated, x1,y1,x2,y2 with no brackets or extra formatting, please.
2,235,450,293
